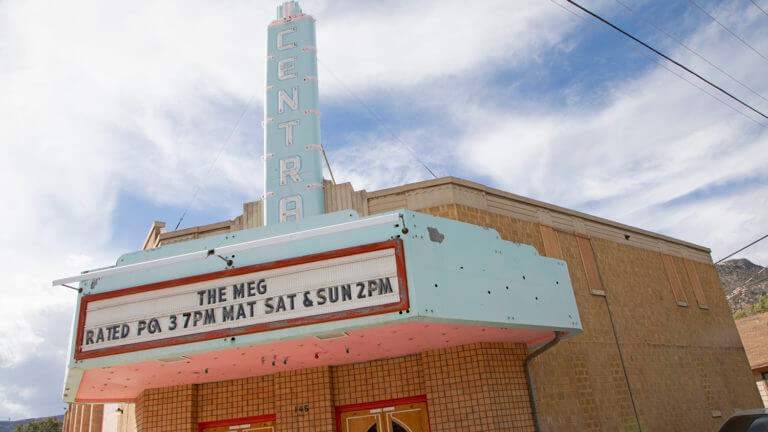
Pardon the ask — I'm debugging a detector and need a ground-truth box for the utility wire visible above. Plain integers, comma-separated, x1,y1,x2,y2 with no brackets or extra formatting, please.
750,0,768,18
317,58,438,179
715,233,768,264
549,0,767,128
173,93,258,231
564,0,768,121
687,0,768,64
614,0,768,105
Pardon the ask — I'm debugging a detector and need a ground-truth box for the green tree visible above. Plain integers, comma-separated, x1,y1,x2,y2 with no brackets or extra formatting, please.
734,292,768,319
13,417,62,432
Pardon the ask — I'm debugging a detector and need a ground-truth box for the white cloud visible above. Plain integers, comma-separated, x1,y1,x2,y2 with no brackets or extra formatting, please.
313,0,578,93
0,385,36,419
326,130,446,192
453,0,768,263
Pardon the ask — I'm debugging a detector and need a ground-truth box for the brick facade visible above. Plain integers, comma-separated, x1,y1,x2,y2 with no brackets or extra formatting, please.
417,204,761,431
129,342,531,432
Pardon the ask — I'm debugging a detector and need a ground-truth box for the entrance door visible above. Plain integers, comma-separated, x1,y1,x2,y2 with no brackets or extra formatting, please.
338,399,429,432
200,416,275,432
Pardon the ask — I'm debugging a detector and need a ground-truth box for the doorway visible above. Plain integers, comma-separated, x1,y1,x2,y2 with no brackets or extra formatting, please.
337,396,430,432
199,415,275,432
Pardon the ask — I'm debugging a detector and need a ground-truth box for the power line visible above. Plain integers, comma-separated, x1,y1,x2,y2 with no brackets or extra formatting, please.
750,0,768,18
549,0,768,128
715,233,768,264
687,0,768,64
614,0,768,105
317,58,439,179
563,0,768,122
173,93,258,231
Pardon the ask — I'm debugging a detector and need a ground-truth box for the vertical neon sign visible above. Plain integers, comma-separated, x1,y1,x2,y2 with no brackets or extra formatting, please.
264,1,324,225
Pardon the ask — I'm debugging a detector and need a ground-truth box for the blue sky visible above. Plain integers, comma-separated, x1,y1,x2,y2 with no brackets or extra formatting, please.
1,0,767,419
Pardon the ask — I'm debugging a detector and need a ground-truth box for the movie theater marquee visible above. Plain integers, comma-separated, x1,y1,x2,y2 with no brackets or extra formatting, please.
76,244,407,358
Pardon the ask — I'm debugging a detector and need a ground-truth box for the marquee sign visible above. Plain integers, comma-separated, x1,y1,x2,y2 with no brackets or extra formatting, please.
263,1,325,225
74,240,408,359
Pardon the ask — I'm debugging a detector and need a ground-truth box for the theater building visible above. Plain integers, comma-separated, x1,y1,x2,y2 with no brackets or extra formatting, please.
58,2,762,432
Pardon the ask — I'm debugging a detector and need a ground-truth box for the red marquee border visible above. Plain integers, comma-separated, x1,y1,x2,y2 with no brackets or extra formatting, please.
74,239,409,360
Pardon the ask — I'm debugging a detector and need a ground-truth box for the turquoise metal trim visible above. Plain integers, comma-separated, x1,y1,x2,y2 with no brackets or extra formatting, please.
63,210,581,401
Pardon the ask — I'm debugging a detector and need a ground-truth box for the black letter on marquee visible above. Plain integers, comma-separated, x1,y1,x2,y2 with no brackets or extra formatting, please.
95,328,104,343
247,280,256,297
247,301,257,317
368,280,379,297
316,288,327,305
356,282,366,299
204,309,216,325
137,320,147,336
193,311,203,326
218,286,227,303
148,318,161,334
121,324,130,338
197,290,206,306
276,296,286,312
287,294,296,310
169,315,177,330
303,291,313,307
222,305,234,321
341,284,352,301
379,278,393,294
233,283,244,300
329,286,339,303
257,279,267,295
265,297,274,314
236,303,247,320
85,330,94,345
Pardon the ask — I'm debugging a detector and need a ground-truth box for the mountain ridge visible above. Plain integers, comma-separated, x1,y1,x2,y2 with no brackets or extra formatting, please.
716,258,768,314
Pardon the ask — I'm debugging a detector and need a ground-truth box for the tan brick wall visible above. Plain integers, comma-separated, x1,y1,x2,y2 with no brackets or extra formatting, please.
135,385,196,432
274,366,335,432
417,203,762,432
130,342,531,432
196,375,274,423
422,343,533,432
331,354,424,406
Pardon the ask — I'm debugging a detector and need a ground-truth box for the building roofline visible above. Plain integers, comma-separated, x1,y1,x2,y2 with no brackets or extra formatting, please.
367,176,711,253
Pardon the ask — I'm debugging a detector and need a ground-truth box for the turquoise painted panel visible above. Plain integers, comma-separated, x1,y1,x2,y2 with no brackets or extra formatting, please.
68,210,581,374
263,3,324,225
398,212,580,331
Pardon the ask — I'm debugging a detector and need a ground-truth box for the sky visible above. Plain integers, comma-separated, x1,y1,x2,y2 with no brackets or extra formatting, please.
1,0,767,419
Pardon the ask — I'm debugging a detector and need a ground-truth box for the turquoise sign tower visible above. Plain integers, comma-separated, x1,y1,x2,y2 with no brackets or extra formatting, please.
263,1,325,225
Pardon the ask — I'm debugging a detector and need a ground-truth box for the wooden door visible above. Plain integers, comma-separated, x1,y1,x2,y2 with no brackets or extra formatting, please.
339,401,429,432
200,418,275,432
